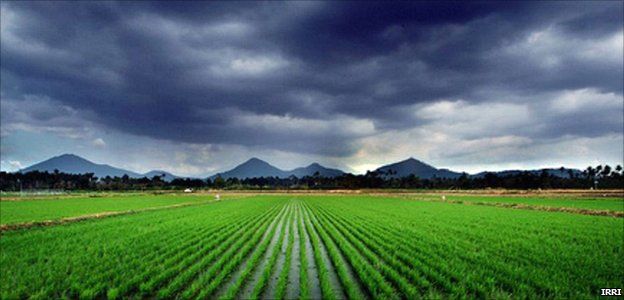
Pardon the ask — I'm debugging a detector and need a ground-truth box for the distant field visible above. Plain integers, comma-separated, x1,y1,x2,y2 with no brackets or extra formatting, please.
1,194,622,299
0,193,220,225
412,194,624,211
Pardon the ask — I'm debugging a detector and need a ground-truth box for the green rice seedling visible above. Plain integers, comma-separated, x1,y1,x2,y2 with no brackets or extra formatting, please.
312,203,419,299
152,206,282,299
302,203,397,300
183,203,290,299
299,204,337,300
1,194,622,299
249,205,292,299
107,208,267,298
296,205,310,300
219,204,292,300
274,208,295,300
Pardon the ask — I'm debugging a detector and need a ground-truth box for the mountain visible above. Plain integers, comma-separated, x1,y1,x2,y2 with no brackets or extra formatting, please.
19,154,142,178
288,163,345,178
211,158,289,179
211,158,345,179
19,154,181,181
18,154,584,182
375,157,462,179
143,170,178,181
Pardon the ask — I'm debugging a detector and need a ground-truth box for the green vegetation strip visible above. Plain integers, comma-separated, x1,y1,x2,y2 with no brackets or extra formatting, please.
297,204,310,300
0,196,286,299
306,195,623,298
274,206,295,300
217,203,291,300
179,202,288,299
402,194,624,216
300,204,339,300
249,204,291,299
303,202,389,299
0,194,221,225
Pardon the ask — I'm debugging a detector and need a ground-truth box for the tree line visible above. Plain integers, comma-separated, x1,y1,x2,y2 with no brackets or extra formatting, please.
1,165,622,191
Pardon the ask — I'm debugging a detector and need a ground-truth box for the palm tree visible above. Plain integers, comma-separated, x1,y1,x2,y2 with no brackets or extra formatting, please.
602,165,612,177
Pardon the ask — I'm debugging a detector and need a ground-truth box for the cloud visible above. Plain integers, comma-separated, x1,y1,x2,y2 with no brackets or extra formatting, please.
0,94,96,139
0,160,23,172
549,88,622,114
0,1,622,173
92,138,106,147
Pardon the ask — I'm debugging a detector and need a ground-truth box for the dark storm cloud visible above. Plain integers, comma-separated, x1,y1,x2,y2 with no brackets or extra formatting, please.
1,1,622,156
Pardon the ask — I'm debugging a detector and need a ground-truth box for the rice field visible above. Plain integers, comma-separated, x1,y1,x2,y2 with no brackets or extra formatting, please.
0,193,219,225
1,194,622,299
412,194,624,211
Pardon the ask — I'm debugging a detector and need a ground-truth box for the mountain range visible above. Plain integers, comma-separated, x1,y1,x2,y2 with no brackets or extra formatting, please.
19,154,178,181
210,158,345,180
16,153,581,181
376,158,462,179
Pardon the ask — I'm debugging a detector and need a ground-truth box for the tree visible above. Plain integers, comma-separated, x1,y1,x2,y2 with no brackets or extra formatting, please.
596,165,603,176
213,176,225,189
602,165,612,177
567,169,575,179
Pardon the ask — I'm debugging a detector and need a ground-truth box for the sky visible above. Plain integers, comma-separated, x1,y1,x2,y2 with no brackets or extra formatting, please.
1,1,623,177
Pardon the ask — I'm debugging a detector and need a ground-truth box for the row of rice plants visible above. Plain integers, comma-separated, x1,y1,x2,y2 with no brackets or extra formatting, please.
0,196,288,299
302,202,397,299
107,205,275,298
274,205,296,300
148,204,284,299
296,203,310,300
3,203,242,299
219,203,291,299
249,203,293,299
310,202,424,299
304,196,623,298
179,202,290,299
301,203,369,299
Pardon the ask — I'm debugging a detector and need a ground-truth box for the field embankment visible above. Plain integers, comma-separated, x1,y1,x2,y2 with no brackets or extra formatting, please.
0,193,228,226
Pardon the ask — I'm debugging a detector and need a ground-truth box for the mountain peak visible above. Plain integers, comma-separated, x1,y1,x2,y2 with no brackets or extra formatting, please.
212,158,286,179
289,162,344,178
211,159,345,179
244,157,268,164
20,153,142,178
402,157,424,163
376,157,461,179
55,153,87,161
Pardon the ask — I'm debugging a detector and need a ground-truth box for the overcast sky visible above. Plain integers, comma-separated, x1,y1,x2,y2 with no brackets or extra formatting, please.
1,1,623,176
